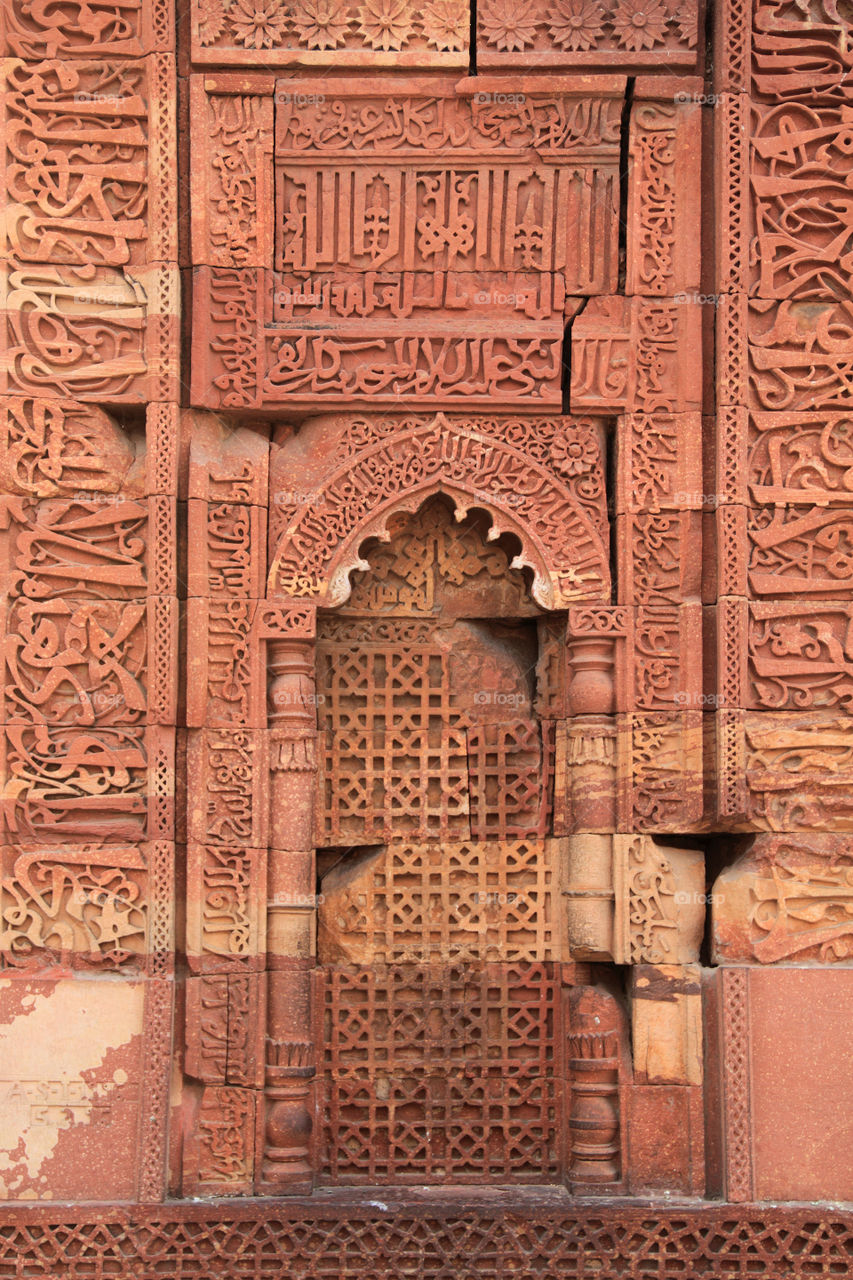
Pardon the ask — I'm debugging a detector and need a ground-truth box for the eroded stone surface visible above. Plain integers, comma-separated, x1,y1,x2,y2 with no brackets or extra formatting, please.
0,977,145,1200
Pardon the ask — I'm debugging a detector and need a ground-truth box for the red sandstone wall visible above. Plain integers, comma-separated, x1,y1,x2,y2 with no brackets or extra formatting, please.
0,0,852,1244
0,4,179,1198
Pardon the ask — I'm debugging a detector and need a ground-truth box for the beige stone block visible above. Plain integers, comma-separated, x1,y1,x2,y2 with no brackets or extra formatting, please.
0,976,145,1201
565,835,705,965
631,964,703,1086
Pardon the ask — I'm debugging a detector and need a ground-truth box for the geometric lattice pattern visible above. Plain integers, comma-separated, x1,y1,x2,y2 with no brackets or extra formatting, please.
317,645,469,844
317,644,551,845
323,964,559,1076
468,721,554,839
3,1205,853,1277
321,1070,561,1183
319,840,561,964
321,963,563,1183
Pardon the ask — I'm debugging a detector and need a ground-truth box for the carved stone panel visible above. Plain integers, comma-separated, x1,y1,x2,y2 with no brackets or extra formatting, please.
477,0,702,71
191,76,625,411
0,0,174,56
319,839,566,964
11,0,853,1229
713,833,853,964
189,0,470,67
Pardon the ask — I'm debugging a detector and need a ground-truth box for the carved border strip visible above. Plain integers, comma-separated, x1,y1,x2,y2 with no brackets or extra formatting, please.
149,53,179,263
4,1201,853,1275
138,977,174,1201
712,0,751,93
721,967,754,1202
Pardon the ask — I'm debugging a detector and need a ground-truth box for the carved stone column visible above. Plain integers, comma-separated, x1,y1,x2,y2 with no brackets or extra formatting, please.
563,835,615,959
567,716,618,831
566,636,616,717
566,985,627,1194
261,638,318,1195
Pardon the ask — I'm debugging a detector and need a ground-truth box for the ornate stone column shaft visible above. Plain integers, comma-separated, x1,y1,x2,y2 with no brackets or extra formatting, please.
261,639,318,1194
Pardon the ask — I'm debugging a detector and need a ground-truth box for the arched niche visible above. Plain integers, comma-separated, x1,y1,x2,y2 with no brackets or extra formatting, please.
266,413,610,611
259,412,619,1196
312,491,554,850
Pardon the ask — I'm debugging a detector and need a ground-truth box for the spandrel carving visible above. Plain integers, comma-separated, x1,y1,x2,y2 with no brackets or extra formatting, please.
268,414,610,609
342,498,539,619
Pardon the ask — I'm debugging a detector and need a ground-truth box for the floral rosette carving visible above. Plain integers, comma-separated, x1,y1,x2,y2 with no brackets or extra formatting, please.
480,0,697,54
549,425,600,478
547,0,605,50
221,0,291,46
356,0,413,48
195,0,469,52
480,0,540,50
292,0,350,45
419,0,469,48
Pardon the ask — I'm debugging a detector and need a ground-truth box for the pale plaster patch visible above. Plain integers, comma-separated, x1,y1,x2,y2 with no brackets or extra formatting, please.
0,977,144,1198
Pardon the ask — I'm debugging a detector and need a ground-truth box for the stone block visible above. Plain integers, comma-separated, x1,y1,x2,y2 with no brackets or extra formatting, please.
564,835,705,964
749,967,853,1201
0,56,177,268
626,1083,705,1195
626,84,703,297
0,974,146,1201
615,412,703,514
0,0,174,55
186,843,267,972
477,0,702,72
185,728,269,849
716,709,853,832
710,966,853,1202
570,295,703,415
630,963,702,1085
712,832,853,964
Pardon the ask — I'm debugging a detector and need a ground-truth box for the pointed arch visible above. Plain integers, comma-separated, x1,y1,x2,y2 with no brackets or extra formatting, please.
267,414,610,610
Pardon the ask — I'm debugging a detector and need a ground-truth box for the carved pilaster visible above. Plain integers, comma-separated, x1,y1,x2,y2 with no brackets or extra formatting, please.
566,985,628,1195
566,637,616,716
261,968,316,1195
260,639,318,1194
567,715,619,832
268,641,317,852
